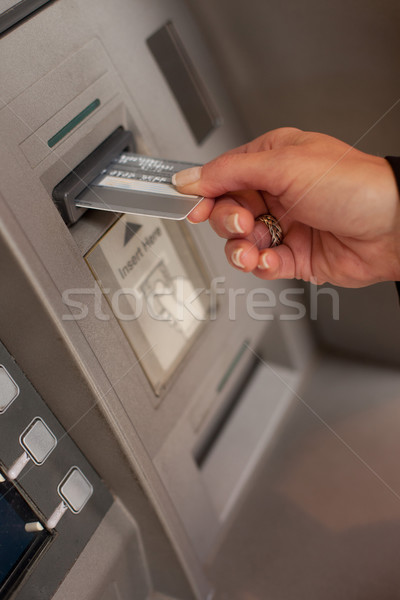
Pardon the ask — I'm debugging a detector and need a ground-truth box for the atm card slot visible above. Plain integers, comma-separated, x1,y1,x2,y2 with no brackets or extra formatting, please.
52,127,203,225
52,127,135,226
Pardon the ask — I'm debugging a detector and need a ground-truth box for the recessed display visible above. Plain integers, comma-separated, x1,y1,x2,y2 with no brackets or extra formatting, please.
147,21,221,144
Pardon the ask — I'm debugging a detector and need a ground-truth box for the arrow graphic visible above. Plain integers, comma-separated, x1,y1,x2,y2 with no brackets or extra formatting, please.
124,222,142,246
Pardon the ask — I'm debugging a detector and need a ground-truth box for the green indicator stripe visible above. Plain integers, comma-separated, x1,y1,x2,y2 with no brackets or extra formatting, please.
217,341,249,394
47,99,101,148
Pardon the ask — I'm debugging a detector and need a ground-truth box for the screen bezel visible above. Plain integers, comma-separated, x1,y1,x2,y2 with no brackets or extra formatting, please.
0,474,53,600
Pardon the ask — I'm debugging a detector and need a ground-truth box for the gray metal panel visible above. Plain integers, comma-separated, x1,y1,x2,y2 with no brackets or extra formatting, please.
0,340,113,600
0,1,325,599
0,1,253,597
0,190,197,599
52,501,153,600
207,354,400,599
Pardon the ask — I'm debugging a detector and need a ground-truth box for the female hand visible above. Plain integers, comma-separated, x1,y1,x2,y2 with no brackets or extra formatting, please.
173,128,400,287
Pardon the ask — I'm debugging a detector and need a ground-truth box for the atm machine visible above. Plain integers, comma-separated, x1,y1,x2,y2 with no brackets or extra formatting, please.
1,1,400,600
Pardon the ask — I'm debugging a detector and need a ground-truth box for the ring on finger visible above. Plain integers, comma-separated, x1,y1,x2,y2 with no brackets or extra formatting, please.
255,213,283,247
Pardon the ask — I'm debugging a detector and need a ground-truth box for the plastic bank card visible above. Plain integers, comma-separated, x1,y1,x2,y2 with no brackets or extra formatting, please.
75,153,203,220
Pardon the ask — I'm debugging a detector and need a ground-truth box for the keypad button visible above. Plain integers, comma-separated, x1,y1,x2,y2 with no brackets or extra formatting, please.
58,467,93,514
0,365,19,413
20,417,57,464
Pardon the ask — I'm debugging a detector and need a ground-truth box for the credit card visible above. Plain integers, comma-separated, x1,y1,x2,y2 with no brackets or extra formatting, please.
75,153,203,220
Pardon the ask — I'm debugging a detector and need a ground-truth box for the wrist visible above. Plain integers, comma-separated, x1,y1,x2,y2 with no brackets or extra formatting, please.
385,157,400,277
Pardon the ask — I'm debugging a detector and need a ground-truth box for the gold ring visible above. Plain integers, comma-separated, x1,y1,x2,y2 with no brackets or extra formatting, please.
255,214,283,247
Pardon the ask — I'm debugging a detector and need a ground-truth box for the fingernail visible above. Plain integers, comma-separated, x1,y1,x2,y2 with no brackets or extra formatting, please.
186,210,197,224
172,166,202,187
258,253,270,270
225,213,245,234
231,248,245,268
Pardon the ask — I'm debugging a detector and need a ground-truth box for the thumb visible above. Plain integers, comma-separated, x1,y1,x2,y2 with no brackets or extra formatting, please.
172,150,289,198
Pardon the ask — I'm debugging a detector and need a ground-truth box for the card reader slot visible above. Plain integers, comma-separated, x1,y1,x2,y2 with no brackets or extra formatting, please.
52,127,135,226
53,127,202,224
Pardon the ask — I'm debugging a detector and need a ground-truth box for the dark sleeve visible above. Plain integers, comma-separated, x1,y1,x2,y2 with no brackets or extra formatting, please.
385,156,400,301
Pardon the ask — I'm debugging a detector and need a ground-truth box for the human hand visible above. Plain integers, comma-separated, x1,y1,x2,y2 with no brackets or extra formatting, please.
173,128,400,287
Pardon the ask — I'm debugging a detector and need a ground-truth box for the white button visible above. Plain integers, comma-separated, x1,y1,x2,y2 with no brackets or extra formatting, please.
58,467,93,514
0,365,19,413
20,417,57,464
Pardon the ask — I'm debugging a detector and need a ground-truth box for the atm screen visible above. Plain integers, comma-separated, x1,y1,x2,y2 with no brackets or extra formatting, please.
0,477,51,596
